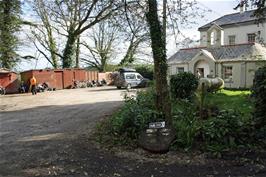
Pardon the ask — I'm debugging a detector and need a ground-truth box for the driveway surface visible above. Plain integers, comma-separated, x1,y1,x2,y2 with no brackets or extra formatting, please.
0,86,265,177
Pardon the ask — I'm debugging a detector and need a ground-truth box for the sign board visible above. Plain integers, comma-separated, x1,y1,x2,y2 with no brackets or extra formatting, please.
149,121,165,129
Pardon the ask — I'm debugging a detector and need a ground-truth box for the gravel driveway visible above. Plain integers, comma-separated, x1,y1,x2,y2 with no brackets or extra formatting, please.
0,86,265,177
0,87,124,176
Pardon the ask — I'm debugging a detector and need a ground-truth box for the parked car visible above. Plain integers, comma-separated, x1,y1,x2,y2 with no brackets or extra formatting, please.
114,68,149,89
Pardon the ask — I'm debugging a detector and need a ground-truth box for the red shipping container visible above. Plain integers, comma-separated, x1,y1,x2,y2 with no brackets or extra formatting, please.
20,69,99,90
0,68,19,94
20,69,58,89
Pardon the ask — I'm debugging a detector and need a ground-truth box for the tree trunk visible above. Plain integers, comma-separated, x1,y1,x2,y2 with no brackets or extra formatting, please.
75,35,80,68
0,0,20,69
146,0,172,126
62,30,76,68
47,31,58,68
162,0,167,45
50,44,58,69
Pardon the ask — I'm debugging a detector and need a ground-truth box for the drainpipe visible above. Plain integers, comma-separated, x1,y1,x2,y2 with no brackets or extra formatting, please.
244,62,247,88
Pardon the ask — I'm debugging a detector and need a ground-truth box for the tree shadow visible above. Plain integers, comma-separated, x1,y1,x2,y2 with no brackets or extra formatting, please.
0,101,123,176
0,100,265,177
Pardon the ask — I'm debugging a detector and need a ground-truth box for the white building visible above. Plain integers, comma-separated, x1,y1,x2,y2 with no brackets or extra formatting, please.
168,8,266,88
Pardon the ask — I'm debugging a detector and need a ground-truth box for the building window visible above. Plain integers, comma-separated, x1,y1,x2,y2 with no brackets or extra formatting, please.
223,66,233,79
210,31,215,45
176,67,184,74
247,33,256,43
228,35,235,45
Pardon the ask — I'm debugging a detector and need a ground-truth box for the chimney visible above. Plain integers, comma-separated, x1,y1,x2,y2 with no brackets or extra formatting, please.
233,0,248,12
239,0,246,13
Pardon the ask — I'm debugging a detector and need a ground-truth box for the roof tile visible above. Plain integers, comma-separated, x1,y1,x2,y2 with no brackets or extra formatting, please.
198,8,266,30
168,43,266,63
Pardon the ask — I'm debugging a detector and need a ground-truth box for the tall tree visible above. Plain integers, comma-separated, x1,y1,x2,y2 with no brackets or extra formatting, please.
81,21,118,72
29,0,61,69
118,2,150,65
120,0,207,126
81,15,149,71
146,0,172,126
0,0,21,69
46,0,125,68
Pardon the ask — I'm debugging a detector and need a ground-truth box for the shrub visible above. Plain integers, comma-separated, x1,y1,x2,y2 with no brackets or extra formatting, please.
170,72,198,100
135,64,154,80
172,102,254,152
172,100,200,149
97,87,258,152
201,110,254,151
251,66,266,129
108,88,161,144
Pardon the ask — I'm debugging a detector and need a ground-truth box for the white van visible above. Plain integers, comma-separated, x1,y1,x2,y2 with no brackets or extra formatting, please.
114,68,149,89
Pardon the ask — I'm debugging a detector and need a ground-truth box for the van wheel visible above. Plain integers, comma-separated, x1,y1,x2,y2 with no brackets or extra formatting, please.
117,86,121,89
126,84,131,90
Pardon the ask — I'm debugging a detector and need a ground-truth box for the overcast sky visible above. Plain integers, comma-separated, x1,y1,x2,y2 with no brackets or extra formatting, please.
17,0,240,71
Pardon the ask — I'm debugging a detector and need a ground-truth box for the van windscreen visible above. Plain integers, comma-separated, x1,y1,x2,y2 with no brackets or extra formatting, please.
125,74,136,79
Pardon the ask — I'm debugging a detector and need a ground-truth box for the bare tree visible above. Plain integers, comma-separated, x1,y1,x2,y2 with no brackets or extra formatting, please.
44,0,127,68
29,0,61,69
80,3,150,71
26,1,146,70
80,21,118,72
118,3,150,66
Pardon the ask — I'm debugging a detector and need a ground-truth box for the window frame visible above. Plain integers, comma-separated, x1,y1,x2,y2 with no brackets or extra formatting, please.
223,66,233,80
247,33,256,43
176,67,185,74
228,35,236,45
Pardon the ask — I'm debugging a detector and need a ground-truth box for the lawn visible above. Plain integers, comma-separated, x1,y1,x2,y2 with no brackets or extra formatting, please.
205,89,253,119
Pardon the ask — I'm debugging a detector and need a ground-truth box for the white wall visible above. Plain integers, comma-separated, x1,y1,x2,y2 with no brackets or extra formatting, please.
217,61,266,88
169,63,189,75
199,22,266,46
223,23,266,45
200,31,208,47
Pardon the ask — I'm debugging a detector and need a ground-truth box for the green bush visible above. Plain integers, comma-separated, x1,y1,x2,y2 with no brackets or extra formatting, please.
108,88,161,143
251,66,266,129
96,86,259,152
170,72,198,100
135,64,154,80
201,110,253,151
172,100,200,149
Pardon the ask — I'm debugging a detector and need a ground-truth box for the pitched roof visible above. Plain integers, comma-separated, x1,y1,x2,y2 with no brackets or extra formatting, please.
198,8,266,31
168,43,266,63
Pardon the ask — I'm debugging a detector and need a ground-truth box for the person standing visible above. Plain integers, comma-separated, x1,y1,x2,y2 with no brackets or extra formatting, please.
30,76,37,95
196,69,201,79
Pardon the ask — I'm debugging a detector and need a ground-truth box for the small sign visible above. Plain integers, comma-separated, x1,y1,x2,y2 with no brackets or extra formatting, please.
149,121,165,129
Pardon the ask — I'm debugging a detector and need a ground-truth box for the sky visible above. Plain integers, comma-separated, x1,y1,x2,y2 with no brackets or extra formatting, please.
166,0,238,55
17,0,241,71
